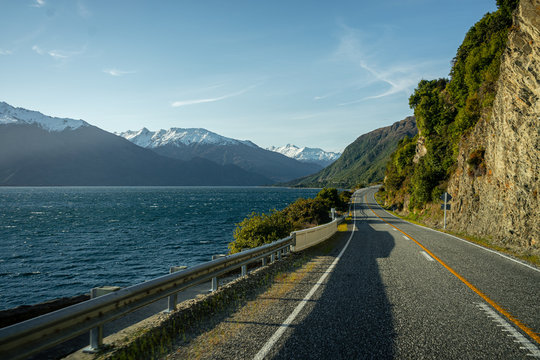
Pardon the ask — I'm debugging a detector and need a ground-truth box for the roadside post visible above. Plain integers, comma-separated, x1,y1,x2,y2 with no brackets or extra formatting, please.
83,286,121,353
211,254,227,291
165,266,188,312
440,192,452,229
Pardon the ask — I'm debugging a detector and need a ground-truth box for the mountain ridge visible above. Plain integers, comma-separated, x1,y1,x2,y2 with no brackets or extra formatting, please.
288,116,417,188
0,101,89,132
118,128,322,183
267,144,340,167
116,127,257,149
0,102,271,186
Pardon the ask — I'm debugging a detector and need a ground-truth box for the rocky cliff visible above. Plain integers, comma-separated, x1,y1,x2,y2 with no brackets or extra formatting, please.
447,0,539,251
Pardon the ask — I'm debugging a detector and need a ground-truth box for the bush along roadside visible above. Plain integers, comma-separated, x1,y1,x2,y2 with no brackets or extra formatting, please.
228,188,351,254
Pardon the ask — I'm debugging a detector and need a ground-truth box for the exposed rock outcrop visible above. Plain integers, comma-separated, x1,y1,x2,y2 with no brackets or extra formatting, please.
448,0,539,250
413,136,427,164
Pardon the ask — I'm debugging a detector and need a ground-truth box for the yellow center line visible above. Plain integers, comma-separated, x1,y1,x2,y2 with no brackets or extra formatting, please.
364,195,540,345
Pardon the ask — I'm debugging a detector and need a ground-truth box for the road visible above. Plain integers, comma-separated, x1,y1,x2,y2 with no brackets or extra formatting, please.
166,187,540,359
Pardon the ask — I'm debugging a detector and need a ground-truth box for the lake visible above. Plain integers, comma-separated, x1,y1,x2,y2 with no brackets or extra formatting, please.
0,186,320,310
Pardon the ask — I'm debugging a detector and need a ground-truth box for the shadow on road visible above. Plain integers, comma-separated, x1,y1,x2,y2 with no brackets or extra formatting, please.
274,201,396,359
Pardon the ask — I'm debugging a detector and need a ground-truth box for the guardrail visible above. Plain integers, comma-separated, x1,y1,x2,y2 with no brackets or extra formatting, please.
0,214,346,360
292,216,345,251
0,236,294,360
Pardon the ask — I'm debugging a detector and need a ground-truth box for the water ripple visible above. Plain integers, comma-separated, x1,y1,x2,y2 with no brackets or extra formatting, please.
0,186,319,309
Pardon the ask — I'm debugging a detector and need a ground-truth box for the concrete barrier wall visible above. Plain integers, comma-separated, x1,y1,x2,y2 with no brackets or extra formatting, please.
291,218,340,252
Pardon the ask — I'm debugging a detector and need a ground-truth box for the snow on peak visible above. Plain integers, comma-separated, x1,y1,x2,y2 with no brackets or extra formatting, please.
117,127,254,148
267,144,341,163
0,101,89,132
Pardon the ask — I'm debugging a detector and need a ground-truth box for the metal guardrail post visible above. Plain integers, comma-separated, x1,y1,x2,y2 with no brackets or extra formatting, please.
262,256,267,266
211,255,227,291
83,286,121,353
270,253,275,263
240,249,248,276
165,266,187,312
277,249,281,260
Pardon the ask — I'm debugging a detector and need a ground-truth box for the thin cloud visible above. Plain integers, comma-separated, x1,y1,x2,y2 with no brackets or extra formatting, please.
32,45,44,55
103,69,136,77
0,49,13,55
48,50,69,59
171,84,257,108
33,45,86,60
334,24,428,104
31,0,45,7
314,90,339,101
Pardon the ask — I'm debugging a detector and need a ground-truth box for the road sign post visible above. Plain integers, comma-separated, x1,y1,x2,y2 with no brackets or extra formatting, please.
440,192,452,229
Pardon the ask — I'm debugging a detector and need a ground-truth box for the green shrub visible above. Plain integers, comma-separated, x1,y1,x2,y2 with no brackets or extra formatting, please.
229,210,293,254
229,188,350,253
283,197,330,229
316,187,350,212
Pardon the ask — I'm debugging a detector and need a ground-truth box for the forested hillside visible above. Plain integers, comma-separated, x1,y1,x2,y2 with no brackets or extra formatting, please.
289,117,417,188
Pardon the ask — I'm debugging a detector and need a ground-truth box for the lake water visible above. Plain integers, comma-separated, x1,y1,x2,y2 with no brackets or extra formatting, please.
0,186,320,310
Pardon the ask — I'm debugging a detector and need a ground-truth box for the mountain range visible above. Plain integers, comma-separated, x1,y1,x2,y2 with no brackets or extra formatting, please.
0,102,330,186
0,101,416,187
117,128,322,183
288,116,417,188
0,102,273,186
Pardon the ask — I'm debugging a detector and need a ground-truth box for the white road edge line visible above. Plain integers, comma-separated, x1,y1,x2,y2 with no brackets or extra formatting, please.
475,302,540,357
402,235,409,240
370,192,540,274
253,192,360,360
420,251,435,262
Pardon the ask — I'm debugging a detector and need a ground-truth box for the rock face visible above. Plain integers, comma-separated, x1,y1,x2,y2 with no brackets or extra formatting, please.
447,0,539,250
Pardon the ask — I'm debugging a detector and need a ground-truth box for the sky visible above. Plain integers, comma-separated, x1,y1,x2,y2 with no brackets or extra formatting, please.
0,0,498,152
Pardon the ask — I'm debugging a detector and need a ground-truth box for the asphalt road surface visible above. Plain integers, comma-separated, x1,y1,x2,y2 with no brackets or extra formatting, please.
167,186,540,359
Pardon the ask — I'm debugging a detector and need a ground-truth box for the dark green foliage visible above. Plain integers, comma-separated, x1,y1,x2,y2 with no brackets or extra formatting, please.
339,190,353,210
229,188,349,253
315,187,350,212
382,0,517,209
394,136,416,173
497,0,520,17
229,211,293,254
282,198,330,230
409,79,455,137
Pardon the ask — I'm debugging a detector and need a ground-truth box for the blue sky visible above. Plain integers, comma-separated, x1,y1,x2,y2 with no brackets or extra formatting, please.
0,0,497,152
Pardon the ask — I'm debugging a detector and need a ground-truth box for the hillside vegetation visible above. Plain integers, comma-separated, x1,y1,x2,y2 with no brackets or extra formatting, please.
380,0,520,211
289,117,417,188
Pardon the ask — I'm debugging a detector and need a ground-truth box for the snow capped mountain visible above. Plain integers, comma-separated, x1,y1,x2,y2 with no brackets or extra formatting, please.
119,127,322,182
117,127,257,149
0,101,89,132
267,144,341,167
